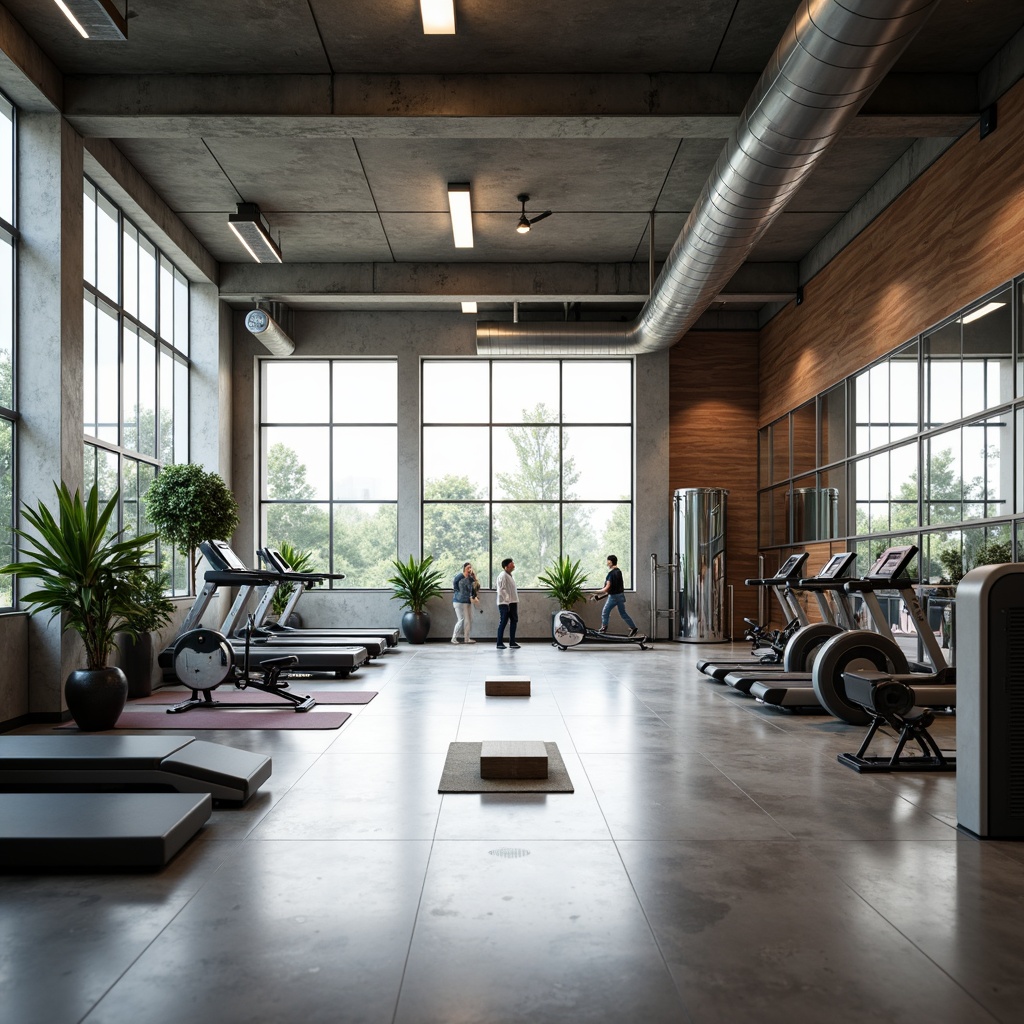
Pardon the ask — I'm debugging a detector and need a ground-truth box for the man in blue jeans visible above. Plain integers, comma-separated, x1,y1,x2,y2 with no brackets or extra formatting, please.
591,554,638,636
495,557,520,649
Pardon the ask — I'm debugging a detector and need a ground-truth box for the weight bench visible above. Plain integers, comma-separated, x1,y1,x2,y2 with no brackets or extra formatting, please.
0,735,273,804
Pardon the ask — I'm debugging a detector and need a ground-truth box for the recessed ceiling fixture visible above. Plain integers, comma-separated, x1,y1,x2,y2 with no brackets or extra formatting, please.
461,301,478,314
516,194,552,234
447,183,474,248
420,0,456,34
52,0,127,40
962,301,1006,324
228,202,283,264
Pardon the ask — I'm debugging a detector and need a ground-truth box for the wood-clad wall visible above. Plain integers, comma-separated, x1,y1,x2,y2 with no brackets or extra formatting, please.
669,332,761,630
760,76,1024,427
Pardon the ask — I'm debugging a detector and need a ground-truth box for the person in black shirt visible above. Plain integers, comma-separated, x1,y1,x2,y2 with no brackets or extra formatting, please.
590,554,638,636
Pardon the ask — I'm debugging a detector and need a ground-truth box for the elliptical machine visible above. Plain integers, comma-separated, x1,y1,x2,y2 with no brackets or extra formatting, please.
552,610,649,650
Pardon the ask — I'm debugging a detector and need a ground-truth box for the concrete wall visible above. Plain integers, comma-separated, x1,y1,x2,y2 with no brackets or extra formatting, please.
231,310,670,641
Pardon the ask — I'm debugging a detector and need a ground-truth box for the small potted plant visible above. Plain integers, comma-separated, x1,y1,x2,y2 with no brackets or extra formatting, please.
115,567,175,699
0,483,164,730
538,555,589,609
387,553,446,643
269,541,315,627
142,463,240,592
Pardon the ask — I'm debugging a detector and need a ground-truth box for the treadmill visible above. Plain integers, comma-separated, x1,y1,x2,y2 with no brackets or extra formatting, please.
158,556,369,678
200,541,388,658
742,545,955,721
715,551,859,691
697,552,810,680
256,546,400,648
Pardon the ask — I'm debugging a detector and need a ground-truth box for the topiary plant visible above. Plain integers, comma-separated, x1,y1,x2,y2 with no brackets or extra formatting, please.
142,463,240,591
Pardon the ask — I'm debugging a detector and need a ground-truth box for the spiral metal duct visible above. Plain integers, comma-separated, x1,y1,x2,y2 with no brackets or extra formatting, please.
476,0,942,357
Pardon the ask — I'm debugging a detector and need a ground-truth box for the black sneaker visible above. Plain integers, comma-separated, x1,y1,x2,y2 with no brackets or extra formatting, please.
496,642,507,649
628,627,638,638
509,642,521,649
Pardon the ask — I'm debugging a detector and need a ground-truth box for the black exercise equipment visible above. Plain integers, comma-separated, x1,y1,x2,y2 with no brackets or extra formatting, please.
836,670,955,773
552,609,649,650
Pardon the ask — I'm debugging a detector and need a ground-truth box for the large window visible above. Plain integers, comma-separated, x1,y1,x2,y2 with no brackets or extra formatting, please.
259,359,398,587
758,279,1022,583
83,179,190,592
0,94,14,608
422,359,634,589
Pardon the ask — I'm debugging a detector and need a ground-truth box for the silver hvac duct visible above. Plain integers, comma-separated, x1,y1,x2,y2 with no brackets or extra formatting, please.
476,0,942,357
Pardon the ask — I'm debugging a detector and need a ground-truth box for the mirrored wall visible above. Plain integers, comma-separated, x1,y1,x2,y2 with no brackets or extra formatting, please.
758,278,1019,582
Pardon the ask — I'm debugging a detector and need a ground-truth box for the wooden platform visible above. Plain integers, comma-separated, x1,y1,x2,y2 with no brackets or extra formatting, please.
485,675,531,696
480,740,548,779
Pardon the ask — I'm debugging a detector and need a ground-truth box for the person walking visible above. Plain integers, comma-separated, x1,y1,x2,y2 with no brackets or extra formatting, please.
495,557,520,649
451,562,480,644
591,554,638,636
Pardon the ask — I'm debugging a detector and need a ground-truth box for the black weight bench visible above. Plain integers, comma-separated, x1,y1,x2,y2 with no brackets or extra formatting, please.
0,791,212,869
0,735,272,804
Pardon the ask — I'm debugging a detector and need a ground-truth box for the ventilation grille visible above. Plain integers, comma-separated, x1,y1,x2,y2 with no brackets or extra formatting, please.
488,847,531,859
1005,608,1024,817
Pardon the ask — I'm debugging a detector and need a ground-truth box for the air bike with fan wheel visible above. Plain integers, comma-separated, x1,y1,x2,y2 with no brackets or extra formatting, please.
168,614,312,713
551,610,649,650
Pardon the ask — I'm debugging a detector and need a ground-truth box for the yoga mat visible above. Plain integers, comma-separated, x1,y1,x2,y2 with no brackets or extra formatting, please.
438,741,574,793
130,689,377,706
59,710,351,731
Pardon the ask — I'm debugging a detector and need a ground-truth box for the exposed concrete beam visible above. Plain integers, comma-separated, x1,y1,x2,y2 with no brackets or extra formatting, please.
84,139,218,285
217,260,797,308
62,72,978,140
0,4,61,112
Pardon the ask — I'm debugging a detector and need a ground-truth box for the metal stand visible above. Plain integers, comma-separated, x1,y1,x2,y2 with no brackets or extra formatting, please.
650,553,677,641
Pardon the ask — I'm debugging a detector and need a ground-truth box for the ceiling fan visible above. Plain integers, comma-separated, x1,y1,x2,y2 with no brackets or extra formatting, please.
516,193,552,234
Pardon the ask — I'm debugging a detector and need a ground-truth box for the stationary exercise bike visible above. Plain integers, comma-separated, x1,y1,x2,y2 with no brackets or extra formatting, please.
551,607,649,650
168,615,314,712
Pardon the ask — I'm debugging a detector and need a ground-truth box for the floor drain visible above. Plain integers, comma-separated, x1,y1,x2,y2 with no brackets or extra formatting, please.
489,847,531,859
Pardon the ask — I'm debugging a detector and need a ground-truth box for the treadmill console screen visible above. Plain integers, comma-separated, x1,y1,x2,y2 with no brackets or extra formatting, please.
867,545,916,579
816,552,855,579
774,553,808,579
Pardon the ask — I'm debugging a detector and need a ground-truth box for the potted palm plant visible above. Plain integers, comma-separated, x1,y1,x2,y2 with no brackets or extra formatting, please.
115,567,175,699
387,553,446,643
269,540,315,626
538,555,589,609
0,483,165,730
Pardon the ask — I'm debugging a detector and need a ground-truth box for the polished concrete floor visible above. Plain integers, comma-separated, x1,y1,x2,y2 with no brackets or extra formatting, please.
2,638,1021,1024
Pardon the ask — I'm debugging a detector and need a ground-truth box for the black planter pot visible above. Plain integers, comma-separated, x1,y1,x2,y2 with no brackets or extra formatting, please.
401,609,431,644
115,632,156,699
65,666,129,731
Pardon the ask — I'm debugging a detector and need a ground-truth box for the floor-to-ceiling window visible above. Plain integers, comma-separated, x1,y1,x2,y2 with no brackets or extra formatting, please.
82,178,190,592
422,359,634,588
258,358,398,587
0,93,15,608
758,281,1018,585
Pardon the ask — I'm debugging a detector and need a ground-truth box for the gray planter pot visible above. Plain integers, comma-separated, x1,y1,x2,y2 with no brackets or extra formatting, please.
116,631,157,699
65,666,129,731
401,609,431,644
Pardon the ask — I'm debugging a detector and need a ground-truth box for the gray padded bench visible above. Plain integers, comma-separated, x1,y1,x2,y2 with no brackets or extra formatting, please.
0,791,211,868
0,735,272,804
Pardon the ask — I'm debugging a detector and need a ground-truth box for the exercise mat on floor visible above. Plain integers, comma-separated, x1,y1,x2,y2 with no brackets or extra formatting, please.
58,710,352,731
438,741,574,793
129,689,377,706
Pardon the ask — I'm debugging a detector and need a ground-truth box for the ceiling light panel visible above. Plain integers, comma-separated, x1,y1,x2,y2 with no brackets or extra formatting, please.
228,203,283,264
961,301,1006,324
447,183,474,249
52,0,128,40
420,0,456,34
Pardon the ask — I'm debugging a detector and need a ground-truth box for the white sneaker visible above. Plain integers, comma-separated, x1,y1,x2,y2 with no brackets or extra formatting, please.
451,638,461,644
464,638,477,644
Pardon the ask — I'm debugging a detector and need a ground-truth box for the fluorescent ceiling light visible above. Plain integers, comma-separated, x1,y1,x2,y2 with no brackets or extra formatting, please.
52,0,128,40
461,302,478,313
228,202,283,264
447,182,474,248
962,301,1006,324
420,0,456,34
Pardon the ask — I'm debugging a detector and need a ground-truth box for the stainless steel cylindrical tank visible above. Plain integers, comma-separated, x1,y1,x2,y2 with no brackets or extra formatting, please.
674,488,728,642
790,486,839,542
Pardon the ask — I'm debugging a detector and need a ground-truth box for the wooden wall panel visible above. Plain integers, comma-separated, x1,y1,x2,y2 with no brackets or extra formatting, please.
760,76,1024,427
669,332,761,631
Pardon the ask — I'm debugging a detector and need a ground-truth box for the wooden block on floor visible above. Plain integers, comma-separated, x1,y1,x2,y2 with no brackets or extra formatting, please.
480,740,548,779
485,675,531,696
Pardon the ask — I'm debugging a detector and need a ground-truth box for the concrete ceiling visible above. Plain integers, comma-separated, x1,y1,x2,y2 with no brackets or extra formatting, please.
2,0,1024,325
